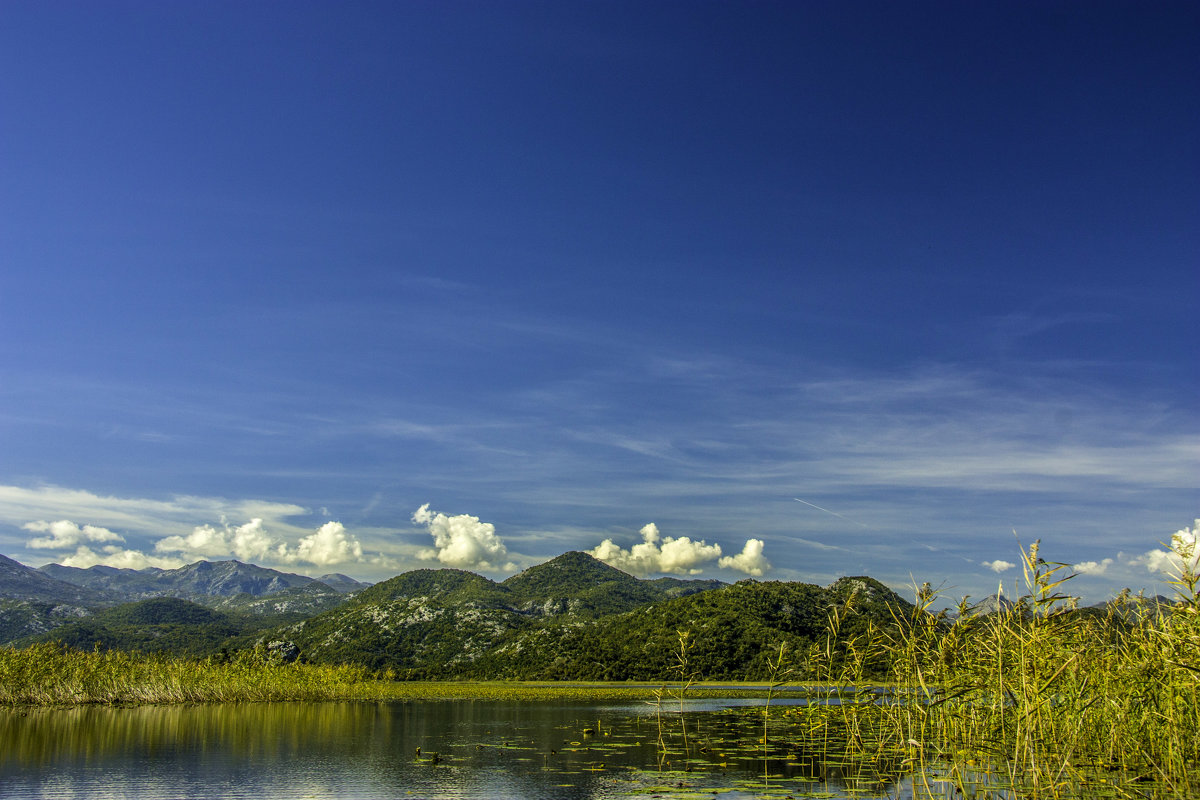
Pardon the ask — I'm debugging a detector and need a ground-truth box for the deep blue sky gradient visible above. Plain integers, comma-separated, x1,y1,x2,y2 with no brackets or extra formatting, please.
1,1,1196,600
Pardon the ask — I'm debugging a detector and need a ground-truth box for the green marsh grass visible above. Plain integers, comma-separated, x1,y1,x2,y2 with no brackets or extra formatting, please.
0,643,388,705
0,641,789,706
760,640,794,785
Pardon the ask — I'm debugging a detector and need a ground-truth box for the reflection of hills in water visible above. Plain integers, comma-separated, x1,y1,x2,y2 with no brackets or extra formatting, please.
0,700,912,800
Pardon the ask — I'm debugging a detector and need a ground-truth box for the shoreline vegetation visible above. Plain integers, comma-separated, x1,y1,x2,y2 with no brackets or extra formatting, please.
3,539,1198,797
0,643,817,705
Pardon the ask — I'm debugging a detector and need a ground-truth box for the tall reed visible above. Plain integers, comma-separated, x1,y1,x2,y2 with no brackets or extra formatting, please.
882,537,1199,796
776,533,1199,797
0,643,387,705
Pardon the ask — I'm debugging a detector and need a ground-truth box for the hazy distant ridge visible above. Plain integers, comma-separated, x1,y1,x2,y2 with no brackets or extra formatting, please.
37,559,369,601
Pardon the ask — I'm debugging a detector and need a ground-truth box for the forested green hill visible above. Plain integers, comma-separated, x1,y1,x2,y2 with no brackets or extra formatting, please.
280,554,914,680
14,597,269,657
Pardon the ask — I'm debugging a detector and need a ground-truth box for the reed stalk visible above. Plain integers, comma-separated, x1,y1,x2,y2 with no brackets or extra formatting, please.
776,532,1199,797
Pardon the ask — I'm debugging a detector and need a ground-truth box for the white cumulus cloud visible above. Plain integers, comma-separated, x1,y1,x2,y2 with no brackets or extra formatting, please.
291,521,364,566
229,518,279,561
982,559,1016,573
155,517,366,567
718,538,771,576
155,518,280,561
412,503,512,570
1074,558,1114,576
589,523,723,576
155,524,234,558
23,520,125,550
59,545,183,570
1135,519,1200,578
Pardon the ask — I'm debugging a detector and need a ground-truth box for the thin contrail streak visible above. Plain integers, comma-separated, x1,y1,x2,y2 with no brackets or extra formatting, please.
792,498,978,569
793,497,871,529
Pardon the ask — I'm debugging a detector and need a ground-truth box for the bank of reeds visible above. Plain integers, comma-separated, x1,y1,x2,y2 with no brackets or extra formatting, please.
0,642,778,705
0,643,392,705
791,534,1200,797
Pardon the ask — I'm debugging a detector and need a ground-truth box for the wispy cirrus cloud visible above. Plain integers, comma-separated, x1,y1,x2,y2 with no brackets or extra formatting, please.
0,346,1193,599
0,484,309,537
987,309,1117,350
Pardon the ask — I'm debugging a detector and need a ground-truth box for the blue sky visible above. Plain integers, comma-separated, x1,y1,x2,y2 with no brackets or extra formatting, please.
1,1,1196,603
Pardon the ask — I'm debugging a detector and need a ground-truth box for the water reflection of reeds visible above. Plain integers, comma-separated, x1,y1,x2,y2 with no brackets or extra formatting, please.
0,702,383,766
0,700,911,799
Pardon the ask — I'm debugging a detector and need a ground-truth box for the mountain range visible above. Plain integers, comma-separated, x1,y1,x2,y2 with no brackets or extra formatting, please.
37,559,367,600
0,555,368,644
2,550,918,680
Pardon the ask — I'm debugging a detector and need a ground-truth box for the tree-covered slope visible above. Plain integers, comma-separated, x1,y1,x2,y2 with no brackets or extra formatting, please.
204,581,353,620
279,553,725,674
281,571,521,672
279,556,914,681
6,548,918,680
0,599,92,643
472,579,893,681
15,597,250,656
500,551,663,616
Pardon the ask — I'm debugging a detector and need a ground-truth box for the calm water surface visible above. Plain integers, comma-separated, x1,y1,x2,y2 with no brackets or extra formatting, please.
0,699,930,799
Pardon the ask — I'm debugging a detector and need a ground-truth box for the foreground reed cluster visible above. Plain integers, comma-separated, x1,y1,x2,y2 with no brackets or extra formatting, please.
792,535,1200,798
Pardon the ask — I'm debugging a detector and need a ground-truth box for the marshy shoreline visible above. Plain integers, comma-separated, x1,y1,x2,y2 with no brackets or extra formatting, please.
4,539,1198,798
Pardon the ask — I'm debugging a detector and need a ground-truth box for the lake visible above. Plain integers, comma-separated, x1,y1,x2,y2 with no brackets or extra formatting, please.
0,697,943,799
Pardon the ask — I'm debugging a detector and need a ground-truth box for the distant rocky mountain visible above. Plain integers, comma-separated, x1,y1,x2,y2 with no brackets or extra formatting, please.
0,555,115,642
37,559,355,602
205,580,356,619
959,593,1020,616
1,554,367,646
313,573,370,593
0,554,114,606
38,563,169,597
1088,593,1175,610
